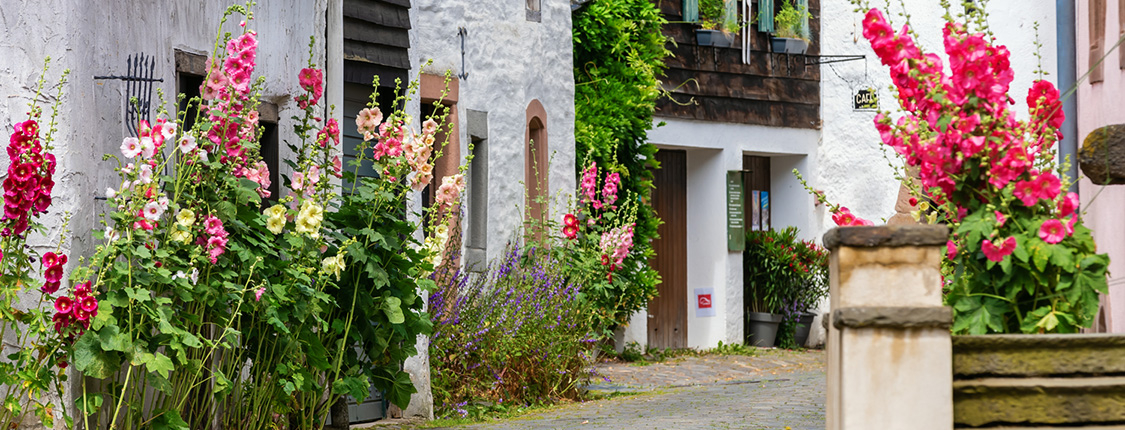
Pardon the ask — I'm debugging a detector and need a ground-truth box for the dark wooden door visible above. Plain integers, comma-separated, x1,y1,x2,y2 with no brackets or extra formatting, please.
649,149,687,349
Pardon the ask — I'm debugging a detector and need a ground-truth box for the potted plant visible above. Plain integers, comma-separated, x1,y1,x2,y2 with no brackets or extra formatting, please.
695,0,736,48
771,0,809,54
744,227,826,347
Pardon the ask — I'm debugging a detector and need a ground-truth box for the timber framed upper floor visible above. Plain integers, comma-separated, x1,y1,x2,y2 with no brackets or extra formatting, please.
654,0,821,129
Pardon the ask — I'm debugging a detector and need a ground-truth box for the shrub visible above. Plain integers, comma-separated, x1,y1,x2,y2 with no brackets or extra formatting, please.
429,245,597,418
572,0,669,329
744,227,828,316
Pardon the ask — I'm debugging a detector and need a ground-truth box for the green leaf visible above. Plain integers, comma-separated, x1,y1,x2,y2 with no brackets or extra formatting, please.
75,393,104,416
151,409,190,430
98,325,132,352
72,334,121,379
144,353,175,378
383,296,405,324
953,296,1006,334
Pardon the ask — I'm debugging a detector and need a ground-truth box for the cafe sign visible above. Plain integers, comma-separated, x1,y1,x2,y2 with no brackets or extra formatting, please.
854,87,879,111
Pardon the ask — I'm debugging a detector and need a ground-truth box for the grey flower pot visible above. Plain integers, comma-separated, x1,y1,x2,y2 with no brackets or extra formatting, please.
746,311,784,347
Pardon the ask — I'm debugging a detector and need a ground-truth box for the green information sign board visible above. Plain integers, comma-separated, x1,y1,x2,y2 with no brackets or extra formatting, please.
727,171,744,251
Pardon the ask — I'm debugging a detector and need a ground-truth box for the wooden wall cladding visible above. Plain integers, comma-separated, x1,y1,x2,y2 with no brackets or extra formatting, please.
654,0,821,129
343,0,412,86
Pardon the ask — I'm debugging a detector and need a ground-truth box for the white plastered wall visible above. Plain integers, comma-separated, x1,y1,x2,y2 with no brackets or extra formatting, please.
638,118,819,350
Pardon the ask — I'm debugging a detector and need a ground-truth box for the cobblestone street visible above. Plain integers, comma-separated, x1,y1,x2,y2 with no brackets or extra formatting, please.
431,349,825,430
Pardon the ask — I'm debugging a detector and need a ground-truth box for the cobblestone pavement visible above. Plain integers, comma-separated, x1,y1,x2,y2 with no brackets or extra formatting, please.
434,349,825,430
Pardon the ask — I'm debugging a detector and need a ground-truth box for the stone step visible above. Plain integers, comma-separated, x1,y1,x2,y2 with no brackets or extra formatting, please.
953,334,1125,377
953,376,1125,427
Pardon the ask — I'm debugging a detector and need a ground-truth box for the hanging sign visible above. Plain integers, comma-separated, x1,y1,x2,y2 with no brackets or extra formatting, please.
854,87,879,111
726,171,745,252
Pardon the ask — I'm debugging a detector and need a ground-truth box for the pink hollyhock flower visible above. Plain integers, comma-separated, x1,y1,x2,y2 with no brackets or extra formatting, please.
74,308,90,322
435,177,459,206
982,236,1018,262
133,219,156,231
994,211,1007,227
79,295,98,313
422,118,439,136
54,296,74,314
44,265,63,283
947,240,958,259
42,251,59,268
563,225,578,240
1058,192,1079,217
291,172,306,193
204,216,226,237
255,286,266,301
356,108,383,134
332,155,343,177
41,280,59,294
563,213,578,228
1039,218,1067,244
1013,178,1040,207
1032,172,1062,201
74,281,92,297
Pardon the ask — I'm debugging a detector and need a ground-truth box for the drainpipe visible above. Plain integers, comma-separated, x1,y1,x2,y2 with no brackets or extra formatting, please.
1058,0,1079,193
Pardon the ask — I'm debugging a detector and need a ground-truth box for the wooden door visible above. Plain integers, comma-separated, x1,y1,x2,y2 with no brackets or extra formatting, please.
649,149,688,349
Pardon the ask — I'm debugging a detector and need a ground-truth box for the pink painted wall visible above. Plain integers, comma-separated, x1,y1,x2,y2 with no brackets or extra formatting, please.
1077,0,1125,332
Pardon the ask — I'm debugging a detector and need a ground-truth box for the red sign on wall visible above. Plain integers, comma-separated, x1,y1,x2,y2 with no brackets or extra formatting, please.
697,294,712,309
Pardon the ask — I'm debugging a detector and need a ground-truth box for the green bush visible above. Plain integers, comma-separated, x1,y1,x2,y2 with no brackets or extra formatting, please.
572,0,670,330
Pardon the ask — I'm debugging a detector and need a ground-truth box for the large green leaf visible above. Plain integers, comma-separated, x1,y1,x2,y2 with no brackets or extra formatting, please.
72,334,121,379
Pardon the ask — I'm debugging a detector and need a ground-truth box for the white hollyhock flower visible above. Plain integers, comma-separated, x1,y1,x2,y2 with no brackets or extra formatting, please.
142,201,164,221
121,137,142,159
138,164,154,184
139,136,156,159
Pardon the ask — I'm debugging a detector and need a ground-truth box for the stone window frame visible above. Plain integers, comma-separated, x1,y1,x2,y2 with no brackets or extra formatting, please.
524,99,548,239
465,109,489,272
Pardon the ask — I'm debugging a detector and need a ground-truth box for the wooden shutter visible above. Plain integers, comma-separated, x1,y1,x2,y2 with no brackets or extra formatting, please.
758,0,775,33
1091,0,1106,83
683,0,699,22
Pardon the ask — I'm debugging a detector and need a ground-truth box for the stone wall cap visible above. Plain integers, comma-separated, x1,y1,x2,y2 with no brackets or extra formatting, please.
953,333,1125,350
832,306,952,329
823,225,949,250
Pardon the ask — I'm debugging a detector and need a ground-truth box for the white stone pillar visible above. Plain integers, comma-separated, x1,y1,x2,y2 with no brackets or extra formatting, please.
824,225,953,430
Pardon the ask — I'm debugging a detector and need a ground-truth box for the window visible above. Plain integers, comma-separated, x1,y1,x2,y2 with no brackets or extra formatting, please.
341,83,390,191
525,100,548,240
174,50,206,132
743,155,771,231
1091,0,1107,83
257,102,280,201
465,110,489,272
527,0,541,22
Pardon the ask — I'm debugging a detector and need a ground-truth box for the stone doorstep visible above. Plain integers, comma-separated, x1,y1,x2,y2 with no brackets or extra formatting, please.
953,334,1125,377
953,376,1125,427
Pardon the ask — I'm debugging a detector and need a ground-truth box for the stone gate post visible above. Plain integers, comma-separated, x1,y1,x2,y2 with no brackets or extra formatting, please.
824,225,953,430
